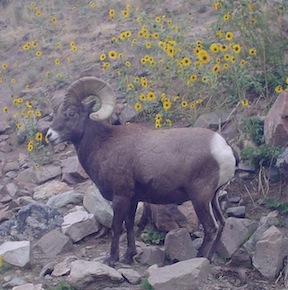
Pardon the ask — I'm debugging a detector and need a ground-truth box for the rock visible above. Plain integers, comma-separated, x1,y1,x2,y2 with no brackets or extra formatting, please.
0,203,63,240
61,206,100,242
140,246,166,266
148,258,210,290
276,147,288,178
229,247,252,268
67,260,124,290
46,190,83,208
0,120,10,133
164,228,197,262
243,211,279,255
33,180,72,200
35,229,73,257
194,110,232,130
0,240,31,267
252,225,288,280
226,206,246,218
149,203,198,233
2,161,19,174
217,217,258,259
11,284,44,290
2,277,28,288
61,156,89,184
51,257,76,277
83,185,113,228
264,91,288,146
17,165,61,185
118,268,142,284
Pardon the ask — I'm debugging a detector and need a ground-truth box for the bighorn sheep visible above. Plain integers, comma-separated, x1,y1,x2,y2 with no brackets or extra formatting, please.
46,76,237,266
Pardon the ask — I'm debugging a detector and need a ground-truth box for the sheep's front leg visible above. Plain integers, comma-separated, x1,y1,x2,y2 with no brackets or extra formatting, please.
121,200,138,264
104,195,130,267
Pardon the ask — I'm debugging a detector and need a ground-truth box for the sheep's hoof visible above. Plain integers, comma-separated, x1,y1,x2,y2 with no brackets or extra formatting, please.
120,253,135,265
103,256,118,267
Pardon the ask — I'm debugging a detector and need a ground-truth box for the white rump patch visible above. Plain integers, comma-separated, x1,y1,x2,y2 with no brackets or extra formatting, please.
210,133,236,188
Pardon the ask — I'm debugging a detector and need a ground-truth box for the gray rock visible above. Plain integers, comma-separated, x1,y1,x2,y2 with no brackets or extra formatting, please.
164,228,197,262
244,211,279,255
35,229,73,257
0,240,31,267
33,180,72,200
2,161,19,174
67,260,124,290
118,268,142,284
2,277,27,289
148,258,210,290
194,110,232,130
11,284,44,290
252,225,288,280
264,91,288,146
217,217,258,259
61,206,100,242
61,156,89,184
0,203,63,240
83,185,113,228
226,206,246,218
33,164,62,185
46,190,83,208
140,246,166,266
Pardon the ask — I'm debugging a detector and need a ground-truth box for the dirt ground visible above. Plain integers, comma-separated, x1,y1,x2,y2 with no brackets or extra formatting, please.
1,0,288,289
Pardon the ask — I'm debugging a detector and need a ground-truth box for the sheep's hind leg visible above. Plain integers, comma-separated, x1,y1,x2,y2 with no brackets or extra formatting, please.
121,199,138,264
191,192,220,261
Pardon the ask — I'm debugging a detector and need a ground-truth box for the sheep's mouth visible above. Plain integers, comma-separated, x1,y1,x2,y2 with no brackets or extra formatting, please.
46,129,62,145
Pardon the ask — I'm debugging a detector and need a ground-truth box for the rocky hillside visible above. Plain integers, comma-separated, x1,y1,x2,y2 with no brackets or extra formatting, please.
1,0,288,289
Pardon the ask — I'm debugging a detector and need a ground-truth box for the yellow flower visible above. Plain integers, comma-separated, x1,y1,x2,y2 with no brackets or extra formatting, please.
181,57,191,67
240,99,249,107
54,58,60,65
22,43,30,51
190,74,197,82
146,91,155,101
154,120,161,129
16,123,23,130
99,53,106,61
198,50,210,64
35,50,42,57
165,119,172,127
210,43,219,54
212,64,220,74
145,42,152,49
222,12,231,22
88,2,96,8
108,9,115,20
11,78,16,84
108,50,117,59
27,140,34,152
181,100,188,108
225,31,234,41
162,100,171,111
70,46,77,52
155,16,161,23
219,44,228,52
139,94,146,101
49,16,57,23
121,10,129,18
232,44,241,54
2,106,8,113
35,132,43,142
285,77,288,85
249,48,256,56
155,113,162,121
274,85,283,93
34,9,42,16
25,101,32,109
201,76,207,83
125,61,131,67
34,110,42,117
1,63,8,70
134,102,142,111
239,59,246,66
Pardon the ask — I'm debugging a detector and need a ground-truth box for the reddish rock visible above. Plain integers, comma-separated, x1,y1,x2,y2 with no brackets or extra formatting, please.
264,92,288,146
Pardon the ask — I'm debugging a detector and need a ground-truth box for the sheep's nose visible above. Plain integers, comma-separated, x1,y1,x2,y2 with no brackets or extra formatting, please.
46,129,52,139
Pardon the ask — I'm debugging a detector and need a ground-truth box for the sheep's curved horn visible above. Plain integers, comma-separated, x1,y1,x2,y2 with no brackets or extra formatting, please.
64,76,116,121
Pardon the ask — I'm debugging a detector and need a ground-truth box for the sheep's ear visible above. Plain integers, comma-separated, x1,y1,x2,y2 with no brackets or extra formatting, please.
83,100,96,112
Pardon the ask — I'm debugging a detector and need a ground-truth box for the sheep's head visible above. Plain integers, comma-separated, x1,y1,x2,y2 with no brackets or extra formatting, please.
46,76,116,144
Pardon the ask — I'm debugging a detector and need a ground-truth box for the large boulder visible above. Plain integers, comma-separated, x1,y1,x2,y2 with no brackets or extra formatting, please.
264,91,288,146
